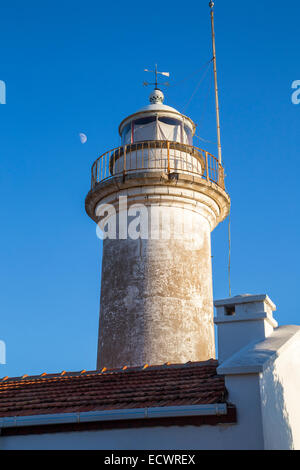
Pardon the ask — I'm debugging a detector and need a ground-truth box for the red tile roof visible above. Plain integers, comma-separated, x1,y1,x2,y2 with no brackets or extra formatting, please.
0,360,230,419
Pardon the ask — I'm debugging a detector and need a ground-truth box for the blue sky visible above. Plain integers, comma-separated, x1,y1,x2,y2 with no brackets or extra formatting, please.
0,0,299,377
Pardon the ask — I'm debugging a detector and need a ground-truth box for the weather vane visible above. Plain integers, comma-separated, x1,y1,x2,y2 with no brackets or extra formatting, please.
143,64,170,89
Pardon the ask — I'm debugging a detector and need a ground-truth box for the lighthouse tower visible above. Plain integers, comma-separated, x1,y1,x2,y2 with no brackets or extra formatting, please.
85,87,230,369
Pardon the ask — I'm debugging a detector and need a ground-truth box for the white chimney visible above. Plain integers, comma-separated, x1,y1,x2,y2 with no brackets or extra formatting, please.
214,294,278,363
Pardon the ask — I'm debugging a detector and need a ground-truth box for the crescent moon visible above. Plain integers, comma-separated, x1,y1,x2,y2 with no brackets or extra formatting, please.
79,133,87,144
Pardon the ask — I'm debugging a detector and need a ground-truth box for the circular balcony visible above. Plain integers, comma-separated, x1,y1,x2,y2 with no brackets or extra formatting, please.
90,140,225,190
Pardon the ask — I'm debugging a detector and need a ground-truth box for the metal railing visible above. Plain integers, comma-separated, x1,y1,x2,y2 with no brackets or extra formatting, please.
90,141,225,190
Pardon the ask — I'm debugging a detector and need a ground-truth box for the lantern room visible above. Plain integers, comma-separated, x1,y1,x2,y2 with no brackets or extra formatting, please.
119,89,196,146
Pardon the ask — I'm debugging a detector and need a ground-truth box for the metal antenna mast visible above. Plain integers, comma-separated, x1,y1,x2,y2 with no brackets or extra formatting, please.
209,2,231,296
154,64,158,89
209,1,222,165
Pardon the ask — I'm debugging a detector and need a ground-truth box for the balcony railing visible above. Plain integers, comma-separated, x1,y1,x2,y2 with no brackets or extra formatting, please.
90,141,225,190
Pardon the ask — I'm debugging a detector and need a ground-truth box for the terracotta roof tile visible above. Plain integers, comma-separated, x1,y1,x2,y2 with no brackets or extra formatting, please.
0,360,230,418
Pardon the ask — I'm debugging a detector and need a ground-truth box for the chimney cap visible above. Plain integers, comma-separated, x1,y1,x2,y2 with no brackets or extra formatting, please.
214,294,276,311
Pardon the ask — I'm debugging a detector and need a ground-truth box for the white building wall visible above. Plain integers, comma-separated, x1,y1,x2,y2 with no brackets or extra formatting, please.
0,422,260,451
0,375,264,451
260,334,300,450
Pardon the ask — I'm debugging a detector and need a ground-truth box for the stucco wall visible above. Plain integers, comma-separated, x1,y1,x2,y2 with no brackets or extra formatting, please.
217,323,300,450
0,423,259,451
260,331,300,450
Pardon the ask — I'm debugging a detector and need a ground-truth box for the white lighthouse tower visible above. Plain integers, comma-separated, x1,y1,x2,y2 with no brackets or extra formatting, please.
85,82,230,369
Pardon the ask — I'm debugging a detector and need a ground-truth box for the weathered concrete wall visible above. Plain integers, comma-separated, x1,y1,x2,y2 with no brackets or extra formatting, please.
85,172,230,369
98,203,215,368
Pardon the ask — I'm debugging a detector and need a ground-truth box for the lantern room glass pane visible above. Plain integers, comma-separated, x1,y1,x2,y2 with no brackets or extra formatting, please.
121,116,193,145
184,125,193,146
